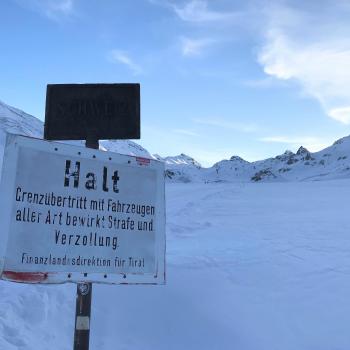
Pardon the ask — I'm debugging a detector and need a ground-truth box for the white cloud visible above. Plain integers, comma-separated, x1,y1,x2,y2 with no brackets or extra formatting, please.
108,50,143,75
328,107,350,124
173,129,199,136
189,147,268,167
172,0,238,23
47,0,73,15
258,3,350,124
181,37,214,56
194,149,230,167
193,118,259,133
243,77,276,89
14,0,75,20
259,135,332,152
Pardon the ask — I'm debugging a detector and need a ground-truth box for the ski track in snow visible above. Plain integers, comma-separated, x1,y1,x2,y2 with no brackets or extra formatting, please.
0,181,350,349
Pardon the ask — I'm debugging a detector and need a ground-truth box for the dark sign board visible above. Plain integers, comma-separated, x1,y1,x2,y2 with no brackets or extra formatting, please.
44,84,140,141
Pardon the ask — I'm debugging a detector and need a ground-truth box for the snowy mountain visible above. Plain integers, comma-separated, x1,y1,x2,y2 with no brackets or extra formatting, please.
249,139,350,182
165,139,350,183
0,100,43,138
2,99,350,183
154,153,203,183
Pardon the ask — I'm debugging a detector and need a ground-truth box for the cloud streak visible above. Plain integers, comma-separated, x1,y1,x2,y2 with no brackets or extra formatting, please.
172,0,238,23
259,135,332,152
173,129,199,137
108,50,143,75
180,37,215,56
193,118,259,133
257,2,350,124
14,0,75,21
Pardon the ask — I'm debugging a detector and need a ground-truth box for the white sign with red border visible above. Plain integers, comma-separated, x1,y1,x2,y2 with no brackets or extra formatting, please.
0,134,165,284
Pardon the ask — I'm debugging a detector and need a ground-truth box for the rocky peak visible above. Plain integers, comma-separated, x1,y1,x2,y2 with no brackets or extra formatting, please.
230,155,246,162
161,153,202,168
296,146,314,161
275,150,295,161
296,146,309,156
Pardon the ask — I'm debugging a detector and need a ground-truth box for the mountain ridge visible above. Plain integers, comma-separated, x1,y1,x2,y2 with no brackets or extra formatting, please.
1,99,350,183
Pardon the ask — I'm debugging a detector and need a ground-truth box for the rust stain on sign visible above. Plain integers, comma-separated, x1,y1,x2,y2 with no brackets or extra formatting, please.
2,271,49,283
136,157,151,166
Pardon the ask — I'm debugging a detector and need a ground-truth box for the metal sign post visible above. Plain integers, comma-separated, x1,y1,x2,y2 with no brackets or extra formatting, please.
73,138,98,350
44,84,141,350
74,282,92,350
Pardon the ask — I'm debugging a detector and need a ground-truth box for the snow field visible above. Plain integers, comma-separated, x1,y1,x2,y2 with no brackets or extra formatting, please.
1,180,350,349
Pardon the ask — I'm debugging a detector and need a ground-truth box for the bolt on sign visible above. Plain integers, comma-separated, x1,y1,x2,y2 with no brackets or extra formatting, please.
0,134,165,284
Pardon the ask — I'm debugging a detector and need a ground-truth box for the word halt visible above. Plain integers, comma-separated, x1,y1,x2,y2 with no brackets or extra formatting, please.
64,160,120,193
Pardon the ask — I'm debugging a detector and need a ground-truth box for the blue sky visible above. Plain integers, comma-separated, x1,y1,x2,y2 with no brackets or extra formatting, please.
1,0,350,166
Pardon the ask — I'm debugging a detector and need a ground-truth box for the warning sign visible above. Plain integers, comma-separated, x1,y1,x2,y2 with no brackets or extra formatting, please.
0,134,165,285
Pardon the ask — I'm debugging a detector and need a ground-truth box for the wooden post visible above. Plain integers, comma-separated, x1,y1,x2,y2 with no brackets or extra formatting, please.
73,138,98,350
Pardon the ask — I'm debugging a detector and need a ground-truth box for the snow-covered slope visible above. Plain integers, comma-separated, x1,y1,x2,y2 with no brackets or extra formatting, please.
0,101,44,170
165,138,350,183
154,153,204,182
2,180,350,349
0,101,43,138
208,155,257,182
250,140,350,182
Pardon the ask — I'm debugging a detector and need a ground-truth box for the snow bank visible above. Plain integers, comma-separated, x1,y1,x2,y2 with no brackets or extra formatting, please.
1,180,350,349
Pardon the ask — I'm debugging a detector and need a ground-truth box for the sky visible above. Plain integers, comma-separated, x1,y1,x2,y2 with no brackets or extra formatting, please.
1,0,350,166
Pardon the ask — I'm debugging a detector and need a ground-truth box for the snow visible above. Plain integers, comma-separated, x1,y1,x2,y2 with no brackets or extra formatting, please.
161,137,350,183
0,101,43,139
1,100,350,349
1,180,350,349
163,138,350,183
